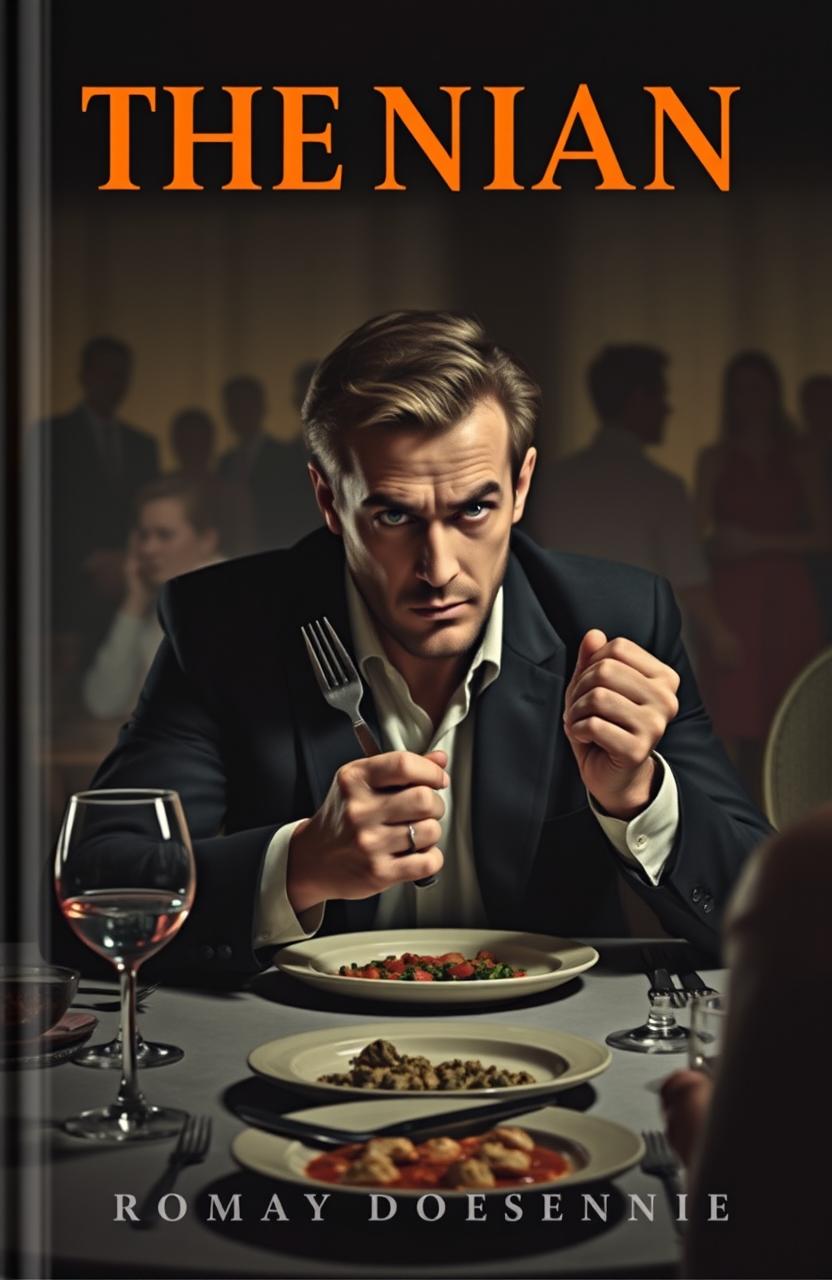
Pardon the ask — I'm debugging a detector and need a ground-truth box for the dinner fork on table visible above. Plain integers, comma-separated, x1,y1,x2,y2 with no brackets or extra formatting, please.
641,1129,686,1236
133,1114,212,1229
301,616,438,888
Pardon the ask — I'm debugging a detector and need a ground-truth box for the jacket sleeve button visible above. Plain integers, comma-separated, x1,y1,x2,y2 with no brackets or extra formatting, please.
198,944,216,961
691,887,703,903
217,944,232,961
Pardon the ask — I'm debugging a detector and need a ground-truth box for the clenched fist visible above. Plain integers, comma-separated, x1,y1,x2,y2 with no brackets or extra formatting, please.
287,749,448,913
563,629,680,819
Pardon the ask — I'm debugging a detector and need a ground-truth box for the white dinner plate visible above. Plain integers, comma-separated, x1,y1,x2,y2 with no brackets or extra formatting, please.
273,929,599,1005
231,1097,645,1197
248,1023,611,1102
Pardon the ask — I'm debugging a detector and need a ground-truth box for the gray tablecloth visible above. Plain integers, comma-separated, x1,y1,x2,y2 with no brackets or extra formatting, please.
7,940,721,1278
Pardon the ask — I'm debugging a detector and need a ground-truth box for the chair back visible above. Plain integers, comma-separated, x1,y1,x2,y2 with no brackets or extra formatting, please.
763,647,832,829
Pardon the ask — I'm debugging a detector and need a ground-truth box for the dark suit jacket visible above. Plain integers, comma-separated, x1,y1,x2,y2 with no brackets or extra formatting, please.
45,527,771,977
218,435,319,551
40,405,159,638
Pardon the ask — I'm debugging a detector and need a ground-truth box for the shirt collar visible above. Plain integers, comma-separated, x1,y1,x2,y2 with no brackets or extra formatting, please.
344,567,502,696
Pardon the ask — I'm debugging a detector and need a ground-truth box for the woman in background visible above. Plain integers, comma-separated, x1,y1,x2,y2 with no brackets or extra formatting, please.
82,477,222,719
695,351,826,802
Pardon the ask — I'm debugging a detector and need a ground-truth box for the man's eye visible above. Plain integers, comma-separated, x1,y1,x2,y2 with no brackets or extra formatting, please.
459,502,490,521
377,510,412,527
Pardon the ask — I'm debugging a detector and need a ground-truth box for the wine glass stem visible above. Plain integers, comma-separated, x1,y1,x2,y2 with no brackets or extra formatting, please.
116,965,147,1113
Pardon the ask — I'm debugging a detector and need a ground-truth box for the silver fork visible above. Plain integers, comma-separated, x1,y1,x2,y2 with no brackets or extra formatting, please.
302,615,438,888
134,1114,213,1228
302,616,381,757
641,1129,685,1236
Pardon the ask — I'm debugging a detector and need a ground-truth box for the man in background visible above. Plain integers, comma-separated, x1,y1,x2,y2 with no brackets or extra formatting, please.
218,372,318,552
39,336,159,664
533,344,740,669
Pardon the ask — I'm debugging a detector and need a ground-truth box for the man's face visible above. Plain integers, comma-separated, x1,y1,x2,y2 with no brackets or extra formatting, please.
81,351,132,416
224,386,265,440
311,398,536,663
630,376,670,445
135,498,217,588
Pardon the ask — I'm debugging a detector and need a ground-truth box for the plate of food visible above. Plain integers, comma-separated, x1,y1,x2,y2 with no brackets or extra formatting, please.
248,1023,611,1102
231,1097,644,1196
273,929,599,1005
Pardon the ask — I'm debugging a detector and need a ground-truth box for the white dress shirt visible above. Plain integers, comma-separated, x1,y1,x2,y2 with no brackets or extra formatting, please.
82,610,163,720
254,569,680,946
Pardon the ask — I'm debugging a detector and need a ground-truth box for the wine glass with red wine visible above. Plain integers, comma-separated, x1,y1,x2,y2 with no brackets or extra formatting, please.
54,789,196,1140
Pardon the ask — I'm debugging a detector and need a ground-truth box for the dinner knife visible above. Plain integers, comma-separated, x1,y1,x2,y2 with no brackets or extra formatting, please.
234,1089,565,1150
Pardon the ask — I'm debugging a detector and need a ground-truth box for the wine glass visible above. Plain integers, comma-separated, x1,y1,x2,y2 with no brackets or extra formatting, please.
54,789,196,1140
72,998,182,1070
606,990,690,1054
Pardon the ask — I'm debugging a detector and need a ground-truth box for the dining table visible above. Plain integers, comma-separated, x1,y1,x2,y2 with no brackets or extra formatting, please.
4,938,722,1279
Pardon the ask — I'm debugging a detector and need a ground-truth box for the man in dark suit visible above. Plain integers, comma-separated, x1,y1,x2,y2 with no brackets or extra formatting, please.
50,312,769,977
217,375,319,552
40,337,159,656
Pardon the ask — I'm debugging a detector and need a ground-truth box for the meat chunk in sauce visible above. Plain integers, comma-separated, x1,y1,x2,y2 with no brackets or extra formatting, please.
478,1141,532,1174
341,1151,401,1186
488,1125,535,1152
365,1137,418,1164
443,1157,497,1188
420,1136,463,1162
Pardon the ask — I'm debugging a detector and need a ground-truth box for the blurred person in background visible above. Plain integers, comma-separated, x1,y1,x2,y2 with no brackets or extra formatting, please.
169,407,217,482
39,336,159,667
660,806,831,1278
800,373,832,642
534,344,740,670
82,477,221,720
695,352,826,802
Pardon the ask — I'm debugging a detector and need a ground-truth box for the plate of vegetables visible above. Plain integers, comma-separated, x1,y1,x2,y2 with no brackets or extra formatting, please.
273,929,599,1005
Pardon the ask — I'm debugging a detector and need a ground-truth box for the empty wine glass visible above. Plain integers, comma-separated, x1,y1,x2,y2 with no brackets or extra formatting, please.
54,789,196,1140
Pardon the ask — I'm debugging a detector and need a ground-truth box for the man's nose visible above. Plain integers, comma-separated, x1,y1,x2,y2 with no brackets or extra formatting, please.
416,525,459,588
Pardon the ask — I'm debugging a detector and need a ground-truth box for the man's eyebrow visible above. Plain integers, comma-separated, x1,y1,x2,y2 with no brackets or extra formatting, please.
361,481,503,513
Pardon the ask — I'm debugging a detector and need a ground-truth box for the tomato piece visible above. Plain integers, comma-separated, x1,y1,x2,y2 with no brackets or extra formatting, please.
436,952,465,964
362,966,381,979
448,961,475,979
476,949,496,962
512,970,527,978
412,969,434,981
385,958,405,974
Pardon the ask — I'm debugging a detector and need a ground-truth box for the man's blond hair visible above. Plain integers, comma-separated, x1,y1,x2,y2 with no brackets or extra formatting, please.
302,310,540,483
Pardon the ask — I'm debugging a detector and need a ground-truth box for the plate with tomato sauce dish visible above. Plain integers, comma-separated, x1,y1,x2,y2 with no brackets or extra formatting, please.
231,1097,644,1197
247,1022,612,1102
273,929,599,1005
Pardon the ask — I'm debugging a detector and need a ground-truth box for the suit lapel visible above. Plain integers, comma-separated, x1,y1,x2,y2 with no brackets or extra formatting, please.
283,531,380,931
472,553,569,925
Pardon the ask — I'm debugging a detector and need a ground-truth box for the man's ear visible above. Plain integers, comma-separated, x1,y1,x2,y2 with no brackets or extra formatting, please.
511,446,537,524
308,461,342,535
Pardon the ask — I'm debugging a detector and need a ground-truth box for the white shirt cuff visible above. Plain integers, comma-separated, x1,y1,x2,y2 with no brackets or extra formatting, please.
254,821,326,947
587,751,678,886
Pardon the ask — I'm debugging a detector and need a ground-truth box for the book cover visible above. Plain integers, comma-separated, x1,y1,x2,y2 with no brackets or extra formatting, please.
3,2,830,1276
